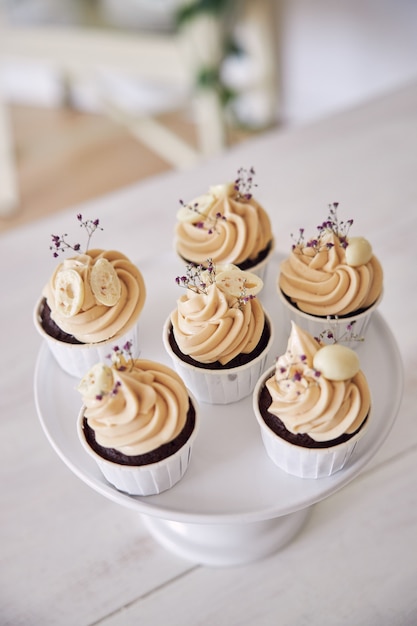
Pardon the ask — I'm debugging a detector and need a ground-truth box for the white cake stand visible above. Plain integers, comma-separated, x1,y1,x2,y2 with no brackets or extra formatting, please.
34,311,403,566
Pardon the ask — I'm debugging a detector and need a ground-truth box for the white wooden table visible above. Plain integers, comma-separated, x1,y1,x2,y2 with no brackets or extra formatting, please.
1,81,416,625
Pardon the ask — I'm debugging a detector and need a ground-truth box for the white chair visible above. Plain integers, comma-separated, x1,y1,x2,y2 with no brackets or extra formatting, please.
0,0,281,215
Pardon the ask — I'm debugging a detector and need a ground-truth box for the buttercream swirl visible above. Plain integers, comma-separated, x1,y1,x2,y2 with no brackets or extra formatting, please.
265,323,370,441
79,360,189,456
171,283,265,365
279,232,383,316
43,249,146,343
175,183,273,266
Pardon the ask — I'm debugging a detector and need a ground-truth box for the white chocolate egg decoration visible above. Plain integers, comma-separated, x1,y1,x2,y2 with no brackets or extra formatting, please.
345,236,373,266
313,344,360,381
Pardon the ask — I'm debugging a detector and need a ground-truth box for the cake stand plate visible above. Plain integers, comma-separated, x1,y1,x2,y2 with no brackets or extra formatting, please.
34,312,403,566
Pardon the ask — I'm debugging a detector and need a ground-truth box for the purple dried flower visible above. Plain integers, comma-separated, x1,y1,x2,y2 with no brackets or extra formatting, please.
50,215,103,257
234,166,257,201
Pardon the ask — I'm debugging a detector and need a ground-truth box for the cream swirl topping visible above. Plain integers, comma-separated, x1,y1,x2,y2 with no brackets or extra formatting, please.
78,359,189,456
279,232,383,316
175,182,273,266
43,249,146,343
265,322,370,441
171,282,265,365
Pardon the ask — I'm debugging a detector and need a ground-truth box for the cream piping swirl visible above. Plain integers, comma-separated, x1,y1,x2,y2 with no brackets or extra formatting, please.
175,184,272,265
171,283,265,365
279,232,383,316
79,360,189,456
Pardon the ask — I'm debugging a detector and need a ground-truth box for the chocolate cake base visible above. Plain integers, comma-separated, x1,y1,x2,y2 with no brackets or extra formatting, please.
39,298,83,345
258,385,367,449
168,318,271,370
236,240,273,271
82,400,196,466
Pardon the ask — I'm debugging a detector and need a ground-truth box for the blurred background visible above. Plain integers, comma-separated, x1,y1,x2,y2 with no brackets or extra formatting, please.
1,0,417,229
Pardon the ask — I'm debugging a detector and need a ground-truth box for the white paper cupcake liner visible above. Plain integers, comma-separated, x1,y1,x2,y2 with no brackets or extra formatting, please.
246,238,275,281
163,311,274,405
253,367,370,479
77,395,199,496
278,289,382,349
34,297,141,379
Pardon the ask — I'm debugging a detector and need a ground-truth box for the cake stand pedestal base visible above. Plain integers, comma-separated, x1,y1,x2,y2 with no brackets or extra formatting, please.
141,507,311,567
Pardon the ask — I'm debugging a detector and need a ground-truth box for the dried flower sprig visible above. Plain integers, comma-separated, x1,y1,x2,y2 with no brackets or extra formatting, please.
50,213,103,257
314,319,364,345
175,259,257,310
178,198,226,234
95,379,121,402
291,202,354,253
175,259,216,295
107,340,135,372
234,166,257,201
234,289,256,311
276,352,321,393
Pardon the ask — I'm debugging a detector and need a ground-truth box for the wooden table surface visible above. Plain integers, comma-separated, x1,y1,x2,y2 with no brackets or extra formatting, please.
1,81,416,625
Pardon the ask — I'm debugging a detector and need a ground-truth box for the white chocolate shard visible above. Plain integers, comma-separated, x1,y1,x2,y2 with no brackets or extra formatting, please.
77,363,114,399
54,268,84,317
216,269,263,297
313,344,360,381
90,258,121,306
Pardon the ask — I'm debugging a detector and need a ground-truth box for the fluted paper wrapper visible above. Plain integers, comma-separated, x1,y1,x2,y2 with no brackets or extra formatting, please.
77,396,199,496
253,367,370,479
34,297,141,379
278,289,382,350
163,312,274,405
245,238,275,281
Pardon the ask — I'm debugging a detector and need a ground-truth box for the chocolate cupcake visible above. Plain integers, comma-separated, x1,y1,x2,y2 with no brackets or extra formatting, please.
34,215,146,378
77,347,199,496
278,203,383,348
253,322,371,478
163,260,274,404
175,168,274,280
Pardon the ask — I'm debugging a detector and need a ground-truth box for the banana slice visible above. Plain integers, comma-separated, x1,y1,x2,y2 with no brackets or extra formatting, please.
78,363,114,399
176,193,216,223
54,268,84,317
313,344,360,381
90,258,121,306
216,269,263,297
345,236,373,266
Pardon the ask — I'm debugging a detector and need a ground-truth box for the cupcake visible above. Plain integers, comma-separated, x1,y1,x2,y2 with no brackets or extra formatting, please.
278,202,383,347
175,167,274,279
77,345,199,496
253,321,371,478
163,260,274,404
34,215,146,378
